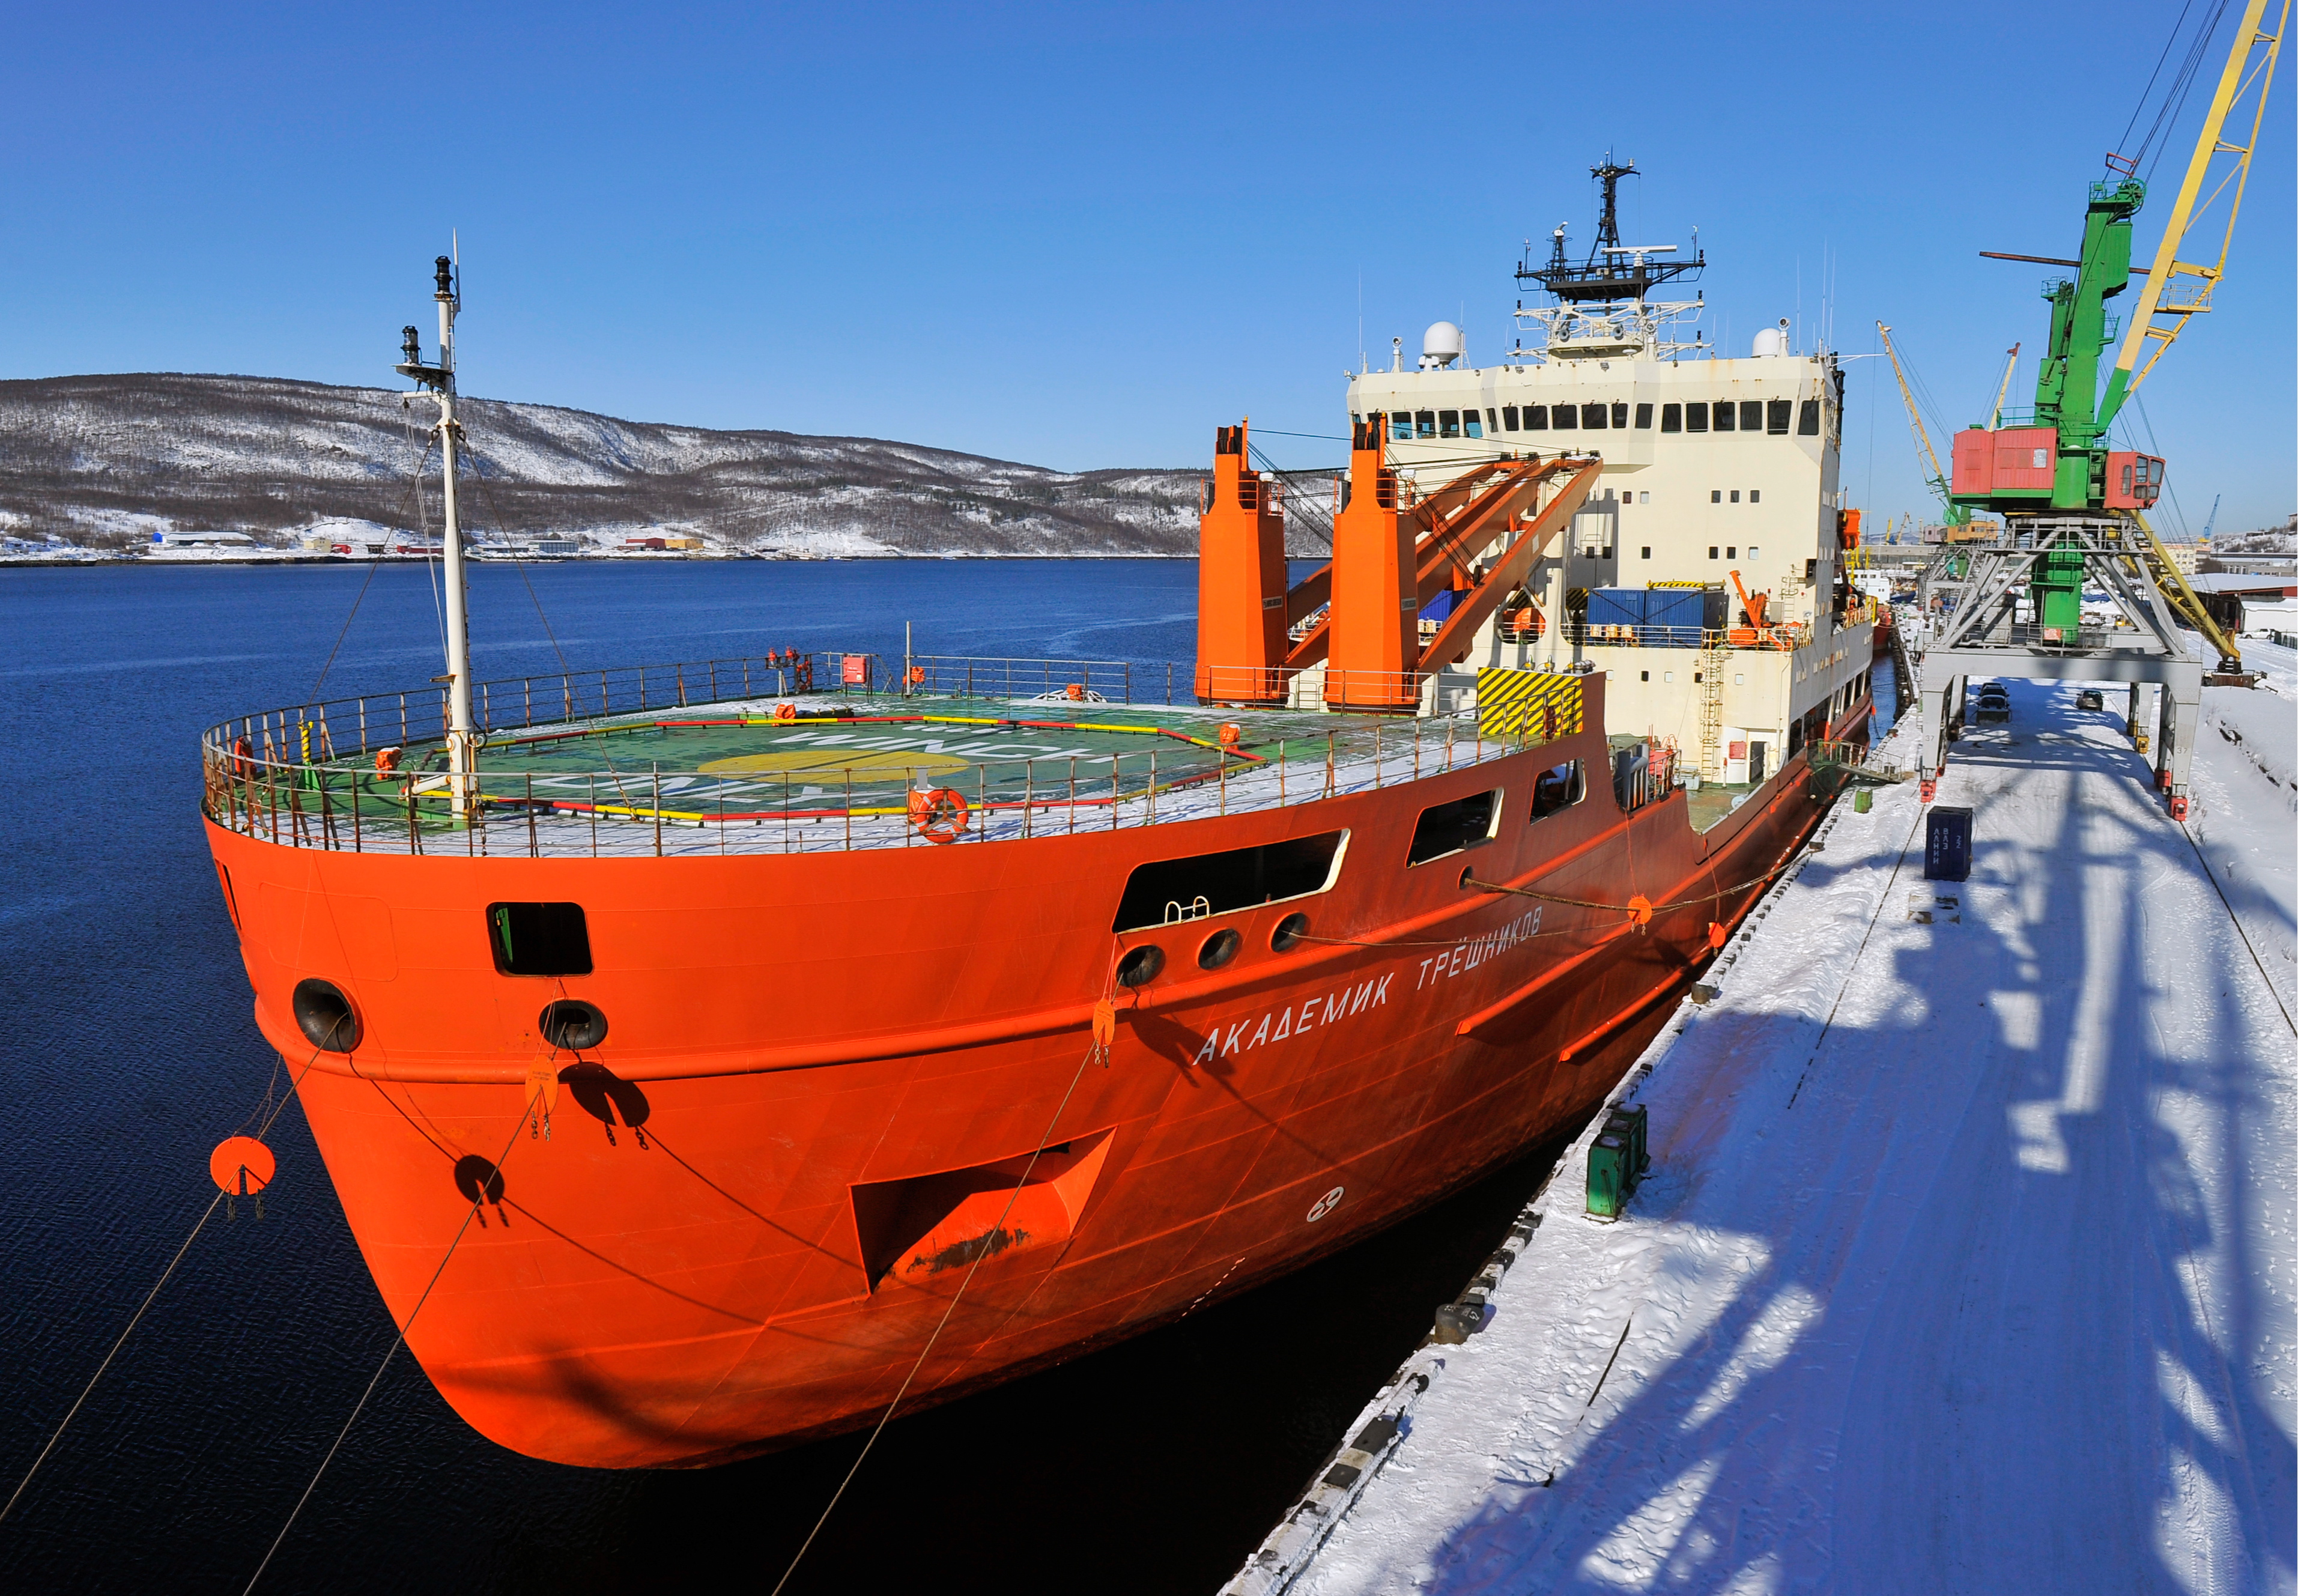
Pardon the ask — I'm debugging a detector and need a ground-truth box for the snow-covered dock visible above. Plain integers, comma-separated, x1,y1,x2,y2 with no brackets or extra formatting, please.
1232,654,2296,1595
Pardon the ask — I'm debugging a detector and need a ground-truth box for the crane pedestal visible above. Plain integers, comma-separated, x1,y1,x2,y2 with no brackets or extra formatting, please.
1912,515,2202,816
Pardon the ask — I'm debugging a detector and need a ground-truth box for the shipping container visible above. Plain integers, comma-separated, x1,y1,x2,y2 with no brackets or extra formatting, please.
1924,805,1974,882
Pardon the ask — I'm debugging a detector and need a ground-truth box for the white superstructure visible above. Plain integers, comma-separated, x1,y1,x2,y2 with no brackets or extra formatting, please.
1344,163,1875,784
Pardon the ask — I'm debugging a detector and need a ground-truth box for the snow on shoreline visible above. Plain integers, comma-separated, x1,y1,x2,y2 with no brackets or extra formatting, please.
1250,685,2294,1596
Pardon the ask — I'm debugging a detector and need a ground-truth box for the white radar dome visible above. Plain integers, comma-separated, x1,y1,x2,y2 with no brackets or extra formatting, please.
1420,321,1464,369
1751,326,1787,357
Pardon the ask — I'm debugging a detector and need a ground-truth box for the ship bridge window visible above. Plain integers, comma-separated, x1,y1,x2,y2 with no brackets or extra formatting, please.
1111,831,1348,933
1468,409,1487,438
1407,789,1502,867
1582,404,1606,431
1524,404,1550,430
1414,410,1435,438
1798,398,1821,435
1502,405,1519,430
1532,760,1585,819
1634,403,1654,429
1712,401,1735,432
1739,401,1764,432
1661,403,1683,432
1389,411,1411,437
488,902,593,977
1440,410,1461,438
1687,402,1709,432
1611,402,1629,428
1766,399,1792,434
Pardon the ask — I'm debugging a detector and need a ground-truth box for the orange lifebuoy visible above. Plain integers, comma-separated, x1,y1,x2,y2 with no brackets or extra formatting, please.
231,736,255,777
772,703,798,721
906,786,969,843
374,745,404,773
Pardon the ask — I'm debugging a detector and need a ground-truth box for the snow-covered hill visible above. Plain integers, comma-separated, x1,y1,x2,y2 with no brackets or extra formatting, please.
0,373,1248,557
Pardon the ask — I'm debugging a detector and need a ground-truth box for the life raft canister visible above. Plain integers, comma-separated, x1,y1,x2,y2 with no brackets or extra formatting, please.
906,786,969,843
1065,682,1085,701
772,703,799,722
1216,722,1242,748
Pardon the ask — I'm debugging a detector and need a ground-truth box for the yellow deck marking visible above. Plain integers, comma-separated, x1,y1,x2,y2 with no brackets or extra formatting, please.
697,748,971,777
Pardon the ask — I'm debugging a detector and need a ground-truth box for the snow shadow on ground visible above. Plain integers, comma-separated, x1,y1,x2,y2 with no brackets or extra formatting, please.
1404,680,2294,1594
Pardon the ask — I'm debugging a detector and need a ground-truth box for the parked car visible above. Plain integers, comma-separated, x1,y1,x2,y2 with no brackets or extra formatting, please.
2077,688,2104,711
1974,683,2011,723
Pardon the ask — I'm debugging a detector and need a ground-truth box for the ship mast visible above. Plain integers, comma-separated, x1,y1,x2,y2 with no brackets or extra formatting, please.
395,253,476,818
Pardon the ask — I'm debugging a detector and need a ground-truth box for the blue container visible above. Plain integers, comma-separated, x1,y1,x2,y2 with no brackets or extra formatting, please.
1585,589,1646,630
1924,805,1973,881
1642,587,1726,646
1420,588,1459,622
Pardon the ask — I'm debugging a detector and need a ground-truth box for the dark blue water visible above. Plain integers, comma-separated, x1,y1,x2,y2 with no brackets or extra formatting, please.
0,560,1583,1595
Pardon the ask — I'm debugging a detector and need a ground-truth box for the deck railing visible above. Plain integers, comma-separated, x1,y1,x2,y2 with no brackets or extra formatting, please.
199,652,1557,860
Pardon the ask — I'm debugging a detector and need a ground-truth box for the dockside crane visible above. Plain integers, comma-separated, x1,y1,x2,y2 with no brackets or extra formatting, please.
1877,323,1970,533
1915,0,2286,819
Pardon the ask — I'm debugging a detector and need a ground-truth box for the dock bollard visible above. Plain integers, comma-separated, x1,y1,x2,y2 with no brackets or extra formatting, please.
1586,1103,1651,1221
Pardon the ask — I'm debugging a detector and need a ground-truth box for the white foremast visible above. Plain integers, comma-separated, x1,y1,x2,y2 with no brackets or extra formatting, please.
396,253,476,817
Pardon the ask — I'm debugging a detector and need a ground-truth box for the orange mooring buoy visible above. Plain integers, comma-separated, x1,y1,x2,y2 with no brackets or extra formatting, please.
1626,894,1654,928
210,1135,276,1219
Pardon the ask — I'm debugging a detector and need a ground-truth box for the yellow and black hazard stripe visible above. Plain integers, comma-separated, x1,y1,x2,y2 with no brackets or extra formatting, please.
1476,667,1584,744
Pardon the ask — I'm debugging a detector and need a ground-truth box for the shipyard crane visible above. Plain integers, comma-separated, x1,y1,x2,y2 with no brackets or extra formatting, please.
1988,343,2021,429
1920,0,2287,818
1877,323,1972,533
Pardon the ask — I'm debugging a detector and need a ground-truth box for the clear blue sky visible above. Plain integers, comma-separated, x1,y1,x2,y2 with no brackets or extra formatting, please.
7,1,2291,534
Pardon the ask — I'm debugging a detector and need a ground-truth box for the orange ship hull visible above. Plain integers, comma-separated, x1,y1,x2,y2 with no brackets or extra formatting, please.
205,680,1867,1467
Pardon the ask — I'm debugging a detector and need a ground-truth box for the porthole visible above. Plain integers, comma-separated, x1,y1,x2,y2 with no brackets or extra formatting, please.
1198,929,1241,969
1116,945,1166,988
539,999,609,1051
291,978,361,1052
1272,913,1311,953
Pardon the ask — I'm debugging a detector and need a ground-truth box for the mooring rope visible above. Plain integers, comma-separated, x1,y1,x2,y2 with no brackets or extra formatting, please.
240,1067,549,1594
767,1004,1109,1595
0,1048,323,1528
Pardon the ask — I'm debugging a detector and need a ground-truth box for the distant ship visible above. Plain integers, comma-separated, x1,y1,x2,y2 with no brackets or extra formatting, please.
201,167,1876,1467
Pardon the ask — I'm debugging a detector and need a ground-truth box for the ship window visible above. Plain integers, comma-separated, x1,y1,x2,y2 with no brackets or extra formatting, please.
1440,410,1461,438
1502,405,1518,430
1583,404,1606,431
1739,401,1763,432
1634,403,1654,429
1766,399,1792,434
1687,402,1709,432
1407,789,1502,866
1414,410,1435,438
1524,404,1548,430
1712,401,1735,432
1798,399,1820,435
1111,830,1348,932
1709,545,1720,559
1531,760,1584,819
1390,411,1411,437
1727,545,1737,557
1661,403,1682,432
1639,491,1649,503
1711,491,1721,504
1750,490,1760,503
488,902,593,977
1611,402,1629,428
1550,404,1573,429
1464,411,1484,438
1640,545,1651,559
1730,491,1740,503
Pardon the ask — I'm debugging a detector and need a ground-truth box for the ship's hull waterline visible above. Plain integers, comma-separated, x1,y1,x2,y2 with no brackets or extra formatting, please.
205,685,1864,1468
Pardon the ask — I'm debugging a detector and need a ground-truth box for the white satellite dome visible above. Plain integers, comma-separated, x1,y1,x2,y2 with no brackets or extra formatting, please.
1420,321,1464,369
1751,322,1789,357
